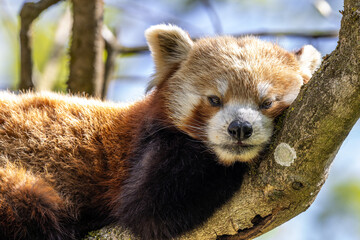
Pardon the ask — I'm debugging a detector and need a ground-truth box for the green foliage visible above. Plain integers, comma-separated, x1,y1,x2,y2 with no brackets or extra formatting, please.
32,22,57,72
52,53,70,93
104,6,123,30
31,3,69,92
326,180,360,215
0,1,70,91
0,13,19,89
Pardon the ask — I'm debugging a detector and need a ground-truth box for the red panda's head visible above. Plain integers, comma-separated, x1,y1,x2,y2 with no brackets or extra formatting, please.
145,24,321,165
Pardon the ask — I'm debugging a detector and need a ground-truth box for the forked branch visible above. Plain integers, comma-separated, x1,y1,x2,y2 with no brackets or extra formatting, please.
19,0,62,91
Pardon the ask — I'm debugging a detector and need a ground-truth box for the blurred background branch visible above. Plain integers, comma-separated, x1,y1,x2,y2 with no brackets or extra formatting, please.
19,0,62,91
67,0,105,97
102,30,338,55
200,0,223,34
102,25,118,99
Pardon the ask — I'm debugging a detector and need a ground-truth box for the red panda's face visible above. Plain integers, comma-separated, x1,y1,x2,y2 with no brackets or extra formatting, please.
146,25,321,165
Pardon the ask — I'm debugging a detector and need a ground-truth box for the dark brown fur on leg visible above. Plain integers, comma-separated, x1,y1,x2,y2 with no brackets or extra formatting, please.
0,165,74,240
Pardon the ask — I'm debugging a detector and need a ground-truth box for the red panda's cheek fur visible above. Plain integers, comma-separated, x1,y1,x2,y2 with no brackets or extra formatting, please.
300,72,311,84
179,100,219,140
261,74,303,118
262,101,291,119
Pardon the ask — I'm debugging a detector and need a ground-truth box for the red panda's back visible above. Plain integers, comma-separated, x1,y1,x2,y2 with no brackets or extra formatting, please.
0,92,132,205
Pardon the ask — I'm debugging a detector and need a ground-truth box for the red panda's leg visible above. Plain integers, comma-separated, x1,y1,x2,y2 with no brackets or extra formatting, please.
0,165,74,240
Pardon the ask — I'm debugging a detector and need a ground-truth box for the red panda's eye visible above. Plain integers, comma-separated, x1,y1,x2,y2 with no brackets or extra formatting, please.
208,96,222,107
260,100,273,109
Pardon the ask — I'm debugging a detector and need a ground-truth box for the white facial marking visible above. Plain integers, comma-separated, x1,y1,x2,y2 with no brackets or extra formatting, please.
257,82,272,99
173,83,201,123
282,88,300,104
217,79,228,97
213,144,262,165
274,143,296,166
207,102,273,163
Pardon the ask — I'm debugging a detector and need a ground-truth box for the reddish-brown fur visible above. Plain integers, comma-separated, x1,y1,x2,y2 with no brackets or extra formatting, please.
0,92,161,239
0,24,321,239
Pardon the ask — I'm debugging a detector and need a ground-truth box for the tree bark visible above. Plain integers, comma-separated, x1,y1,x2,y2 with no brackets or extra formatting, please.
84,0,360,239
19,0,62,91
68,0,104,97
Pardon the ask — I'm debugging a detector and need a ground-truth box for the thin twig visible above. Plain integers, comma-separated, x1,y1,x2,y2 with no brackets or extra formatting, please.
102,26,118,99
19,0,63,91
241,30,339,38
106,30,339,55
200,0,223,34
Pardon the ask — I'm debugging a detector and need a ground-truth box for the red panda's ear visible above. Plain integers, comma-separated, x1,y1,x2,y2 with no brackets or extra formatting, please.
145,24,193,92
294,45,322,84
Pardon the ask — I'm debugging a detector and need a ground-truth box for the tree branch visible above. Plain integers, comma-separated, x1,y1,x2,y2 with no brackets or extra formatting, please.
67,0,104,97
104,30,338,56
19,0,63,91
101,26,118,99
84,0,359,239
200,0,223,34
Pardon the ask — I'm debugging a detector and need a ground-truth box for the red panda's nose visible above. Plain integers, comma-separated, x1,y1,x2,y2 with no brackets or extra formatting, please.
227,120,253,140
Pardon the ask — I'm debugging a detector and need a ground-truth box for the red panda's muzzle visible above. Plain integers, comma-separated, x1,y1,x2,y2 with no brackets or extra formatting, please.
227,120,253,141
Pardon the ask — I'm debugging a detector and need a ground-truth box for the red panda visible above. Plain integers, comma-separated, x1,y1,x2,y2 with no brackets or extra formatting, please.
0,24,321,240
